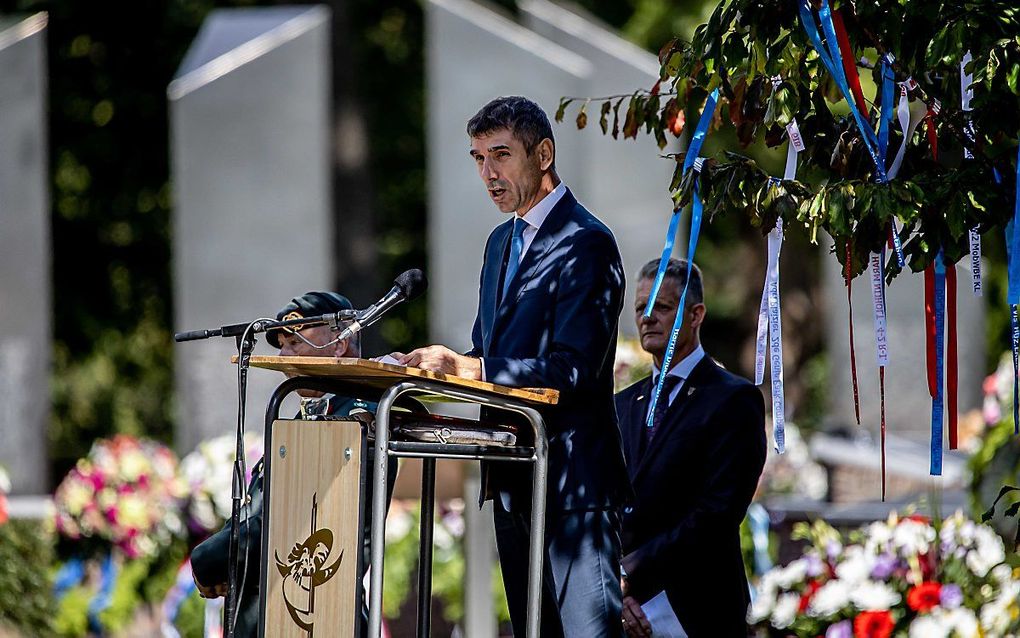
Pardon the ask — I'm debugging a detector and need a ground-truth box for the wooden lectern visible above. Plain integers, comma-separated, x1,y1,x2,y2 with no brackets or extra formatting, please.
250,357,558,638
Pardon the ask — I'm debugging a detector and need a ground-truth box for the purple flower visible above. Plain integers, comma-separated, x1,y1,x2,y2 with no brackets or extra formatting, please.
940,584,963,609
826,540,842,560
870,553,897,580
826,620,852,638
805,553,825,577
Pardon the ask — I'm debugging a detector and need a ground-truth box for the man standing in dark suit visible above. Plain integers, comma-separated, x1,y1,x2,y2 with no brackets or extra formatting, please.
616,259,766,638
396,96,629,637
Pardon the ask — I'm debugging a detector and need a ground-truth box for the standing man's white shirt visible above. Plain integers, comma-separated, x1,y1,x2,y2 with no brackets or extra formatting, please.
647,344,705,417
513,181,567,262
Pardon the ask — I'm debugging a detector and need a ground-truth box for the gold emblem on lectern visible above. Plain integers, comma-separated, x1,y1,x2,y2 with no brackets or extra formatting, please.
274,493,343,634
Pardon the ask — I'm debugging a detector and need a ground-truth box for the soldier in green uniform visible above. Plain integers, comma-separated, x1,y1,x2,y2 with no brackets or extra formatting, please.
190,292,395,637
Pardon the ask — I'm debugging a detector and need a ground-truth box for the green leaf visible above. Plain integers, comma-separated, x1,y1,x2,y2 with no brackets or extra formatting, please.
1008,63,1020,94
554,98,571,124
599,101,611,135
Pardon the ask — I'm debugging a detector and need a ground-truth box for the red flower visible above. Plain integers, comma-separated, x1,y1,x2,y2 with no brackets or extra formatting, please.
799,579,821,613
905,514,930,524
854,610,895,638
907,581,942,613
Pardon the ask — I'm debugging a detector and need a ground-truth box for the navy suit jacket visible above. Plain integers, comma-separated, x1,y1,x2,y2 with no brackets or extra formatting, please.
467,188,629,512
615,356,766,637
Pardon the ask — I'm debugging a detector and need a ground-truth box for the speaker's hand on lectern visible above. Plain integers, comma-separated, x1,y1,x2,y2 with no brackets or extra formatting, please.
394,346,482,380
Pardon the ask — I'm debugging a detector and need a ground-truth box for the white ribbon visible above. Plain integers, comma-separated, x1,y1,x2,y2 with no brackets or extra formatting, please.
887,79,929,180
766,218,785,453
961,51,982,295
755,125,797,453
870,251,889,367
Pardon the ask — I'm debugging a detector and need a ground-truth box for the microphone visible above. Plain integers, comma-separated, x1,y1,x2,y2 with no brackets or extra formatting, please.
337,269,428,341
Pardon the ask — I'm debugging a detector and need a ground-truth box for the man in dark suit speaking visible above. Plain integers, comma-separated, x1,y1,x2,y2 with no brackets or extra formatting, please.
396,96,629,636
615,259,766,638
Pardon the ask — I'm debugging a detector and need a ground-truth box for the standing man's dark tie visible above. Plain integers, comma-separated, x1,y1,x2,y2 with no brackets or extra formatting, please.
647,374,681,442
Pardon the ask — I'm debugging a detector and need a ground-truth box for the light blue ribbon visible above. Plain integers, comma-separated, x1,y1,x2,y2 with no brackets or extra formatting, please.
643,88,719,428
646,175,707,428
87,552,119,634
644,87,720,318
931,249,946,476
53,557,85,601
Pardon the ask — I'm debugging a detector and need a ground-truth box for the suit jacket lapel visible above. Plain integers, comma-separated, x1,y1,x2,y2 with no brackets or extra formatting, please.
482,220,513,353
632,357,717,482
491,189,576,339
625,378,652,478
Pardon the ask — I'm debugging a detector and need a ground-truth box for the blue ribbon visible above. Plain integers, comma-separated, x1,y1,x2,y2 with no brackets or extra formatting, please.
890,219,906,269
799,0,887,182
1007,154,1020,435
1008,151,1020,305
646,172,707,427
644,87,720,317
53,557,85,601
878,57,895,165
1012,306,1019,434
931,249,946,476
87,553,119,634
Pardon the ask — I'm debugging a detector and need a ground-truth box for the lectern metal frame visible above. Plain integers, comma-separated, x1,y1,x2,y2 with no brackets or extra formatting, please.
259,374,549,638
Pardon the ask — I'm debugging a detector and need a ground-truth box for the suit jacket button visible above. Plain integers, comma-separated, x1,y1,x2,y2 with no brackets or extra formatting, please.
624,506,634,514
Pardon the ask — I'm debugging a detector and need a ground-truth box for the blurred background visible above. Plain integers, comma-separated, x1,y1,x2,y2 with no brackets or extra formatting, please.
0,0,1016,636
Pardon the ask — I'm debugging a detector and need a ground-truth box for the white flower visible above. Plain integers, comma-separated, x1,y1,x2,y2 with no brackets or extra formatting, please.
966,526,1005,577
774,558,809,589
892,519,936,556
943,608,979,638
808,580,851,617
771,593,800,629
747,589,775,624
0,466,10,494
850,581,900,611
835,546,875,584
865,520,894,553
757,568,783,599
909,613,951,638
990,563,1013,585
980,600,1010,636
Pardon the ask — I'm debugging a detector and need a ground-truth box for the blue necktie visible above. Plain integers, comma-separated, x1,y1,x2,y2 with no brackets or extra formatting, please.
502,218,525,299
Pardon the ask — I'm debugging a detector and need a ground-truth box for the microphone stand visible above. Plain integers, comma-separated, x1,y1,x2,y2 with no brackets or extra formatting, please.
174,309,356,638
225,327,256,638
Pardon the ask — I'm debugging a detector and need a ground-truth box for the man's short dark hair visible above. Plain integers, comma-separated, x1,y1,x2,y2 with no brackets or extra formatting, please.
638,258,704,307
467,96,555,159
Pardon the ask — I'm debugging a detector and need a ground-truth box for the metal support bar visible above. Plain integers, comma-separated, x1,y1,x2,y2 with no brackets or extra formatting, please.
367,378,548,638
416,458,437,638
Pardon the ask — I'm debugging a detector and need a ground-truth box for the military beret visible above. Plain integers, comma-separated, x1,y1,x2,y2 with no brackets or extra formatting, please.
265,291,354,348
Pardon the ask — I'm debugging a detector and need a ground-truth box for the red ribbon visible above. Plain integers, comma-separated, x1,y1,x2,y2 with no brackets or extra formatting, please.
947,262,958,449
831,10,870,121
846,240,861,425
880,366,886,501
